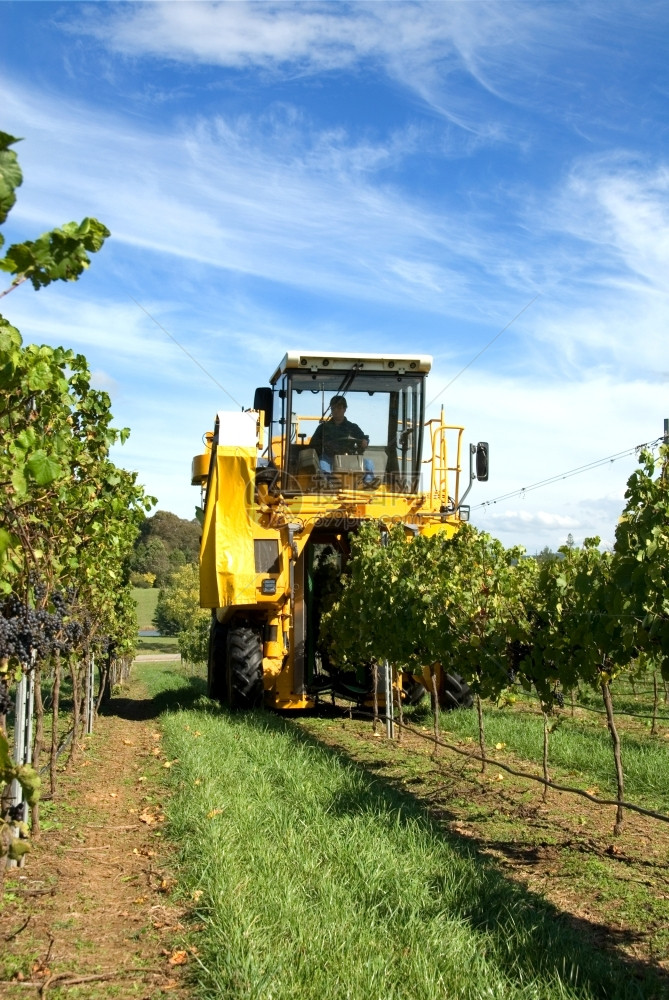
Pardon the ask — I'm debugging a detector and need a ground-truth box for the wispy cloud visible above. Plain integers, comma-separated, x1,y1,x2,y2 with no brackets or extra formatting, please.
7,71,668,351
64,1,660,141
3,3,667,543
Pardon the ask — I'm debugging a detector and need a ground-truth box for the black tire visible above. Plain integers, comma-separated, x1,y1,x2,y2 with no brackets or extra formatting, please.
226,626,264,710
402,674,427,705
442,672,474,710
207,617,227,702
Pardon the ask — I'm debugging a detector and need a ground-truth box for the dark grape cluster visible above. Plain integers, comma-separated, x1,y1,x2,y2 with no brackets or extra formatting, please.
553,687,565,709
507,639,532,682
0,678,12,715
0,585,92,664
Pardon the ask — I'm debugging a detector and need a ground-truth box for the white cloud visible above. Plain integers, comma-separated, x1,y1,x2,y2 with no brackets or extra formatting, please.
432,367,666,552
69,2,496,73
5,69,669,351
4,5,667,552
65,1,658,141
2,81,493,315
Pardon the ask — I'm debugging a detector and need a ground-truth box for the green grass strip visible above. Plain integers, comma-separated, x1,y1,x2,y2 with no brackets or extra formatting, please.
159,703,656,1000
133,586,160,631
424,705,669,810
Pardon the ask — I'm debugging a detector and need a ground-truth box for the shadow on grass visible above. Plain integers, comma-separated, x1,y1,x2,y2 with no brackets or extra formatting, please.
220,708,665,1000
100,672,207,721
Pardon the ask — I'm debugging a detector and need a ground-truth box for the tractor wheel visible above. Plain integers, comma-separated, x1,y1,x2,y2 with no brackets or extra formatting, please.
441,672,474,710
226,625,264,710
402,675,427,705
207,618,228,701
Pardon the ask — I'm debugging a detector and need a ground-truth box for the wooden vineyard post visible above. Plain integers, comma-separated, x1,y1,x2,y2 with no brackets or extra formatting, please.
601,679,624,836
476,694,486,774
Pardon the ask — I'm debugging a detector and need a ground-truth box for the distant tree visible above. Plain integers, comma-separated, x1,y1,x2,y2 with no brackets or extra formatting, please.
130,537,171,586
138,510,200,560
168,548,186,571
131,510,200,584
153,563,209,661
534,546,560,564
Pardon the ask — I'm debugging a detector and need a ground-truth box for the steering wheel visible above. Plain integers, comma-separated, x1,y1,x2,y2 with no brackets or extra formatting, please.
336,435,364,455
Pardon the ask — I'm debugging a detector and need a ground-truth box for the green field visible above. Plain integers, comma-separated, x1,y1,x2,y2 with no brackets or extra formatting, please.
132,586,160,630
136,635,179,654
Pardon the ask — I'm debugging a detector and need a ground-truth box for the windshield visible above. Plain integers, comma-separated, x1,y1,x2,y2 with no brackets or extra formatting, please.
277,370,426,492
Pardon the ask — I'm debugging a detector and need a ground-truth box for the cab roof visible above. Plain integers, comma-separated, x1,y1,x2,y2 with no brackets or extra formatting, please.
270,351,432,384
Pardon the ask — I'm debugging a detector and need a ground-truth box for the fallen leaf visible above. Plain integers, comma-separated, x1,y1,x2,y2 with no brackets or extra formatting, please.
495,773,504,781
110,792,118,798
168,950,188,966
123,739,134,746
191,889,204,901
207,809,223,819
139,810,156,825
495,742,506,750
152,732,161,740
134,895,147,904
161,980,179,991
194,779,201,786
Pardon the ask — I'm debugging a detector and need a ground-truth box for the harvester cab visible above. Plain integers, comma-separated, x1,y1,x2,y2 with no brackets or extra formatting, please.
191,351,488,711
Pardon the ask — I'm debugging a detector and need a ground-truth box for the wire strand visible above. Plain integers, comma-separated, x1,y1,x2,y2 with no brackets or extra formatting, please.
472,437,662,509
427,294,540,409
129,296,244,409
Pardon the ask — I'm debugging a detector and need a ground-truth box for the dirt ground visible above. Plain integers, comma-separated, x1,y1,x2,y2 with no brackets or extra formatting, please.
0,689,192,999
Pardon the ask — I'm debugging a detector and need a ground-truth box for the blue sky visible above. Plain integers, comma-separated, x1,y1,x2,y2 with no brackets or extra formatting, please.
2,1,667,552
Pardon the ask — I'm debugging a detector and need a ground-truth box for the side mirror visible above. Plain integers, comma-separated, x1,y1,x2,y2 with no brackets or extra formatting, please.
475,442,489,482
253,387,273,425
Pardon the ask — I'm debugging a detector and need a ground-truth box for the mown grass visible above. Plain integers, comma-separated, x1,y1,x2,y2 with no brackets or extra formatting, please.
406,701,669,812
153,694,658,1000
571,680,669,723
135,635,179,655
132,586,160,630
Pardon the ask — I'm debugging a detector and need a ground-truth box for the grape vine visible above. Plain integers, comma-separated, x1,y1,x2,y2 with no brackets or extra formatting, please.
322,443,669,834
0,129,154,868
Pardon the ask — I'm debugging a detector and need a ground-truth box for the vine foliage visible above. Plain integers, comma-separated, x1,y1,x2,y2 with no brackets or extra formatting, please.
323,444,669,833
0,129,153,865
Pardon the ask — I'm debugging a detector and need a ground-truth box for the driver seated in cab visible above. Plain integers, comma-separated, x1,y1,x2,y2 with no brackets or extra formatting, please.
309,395,375,482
